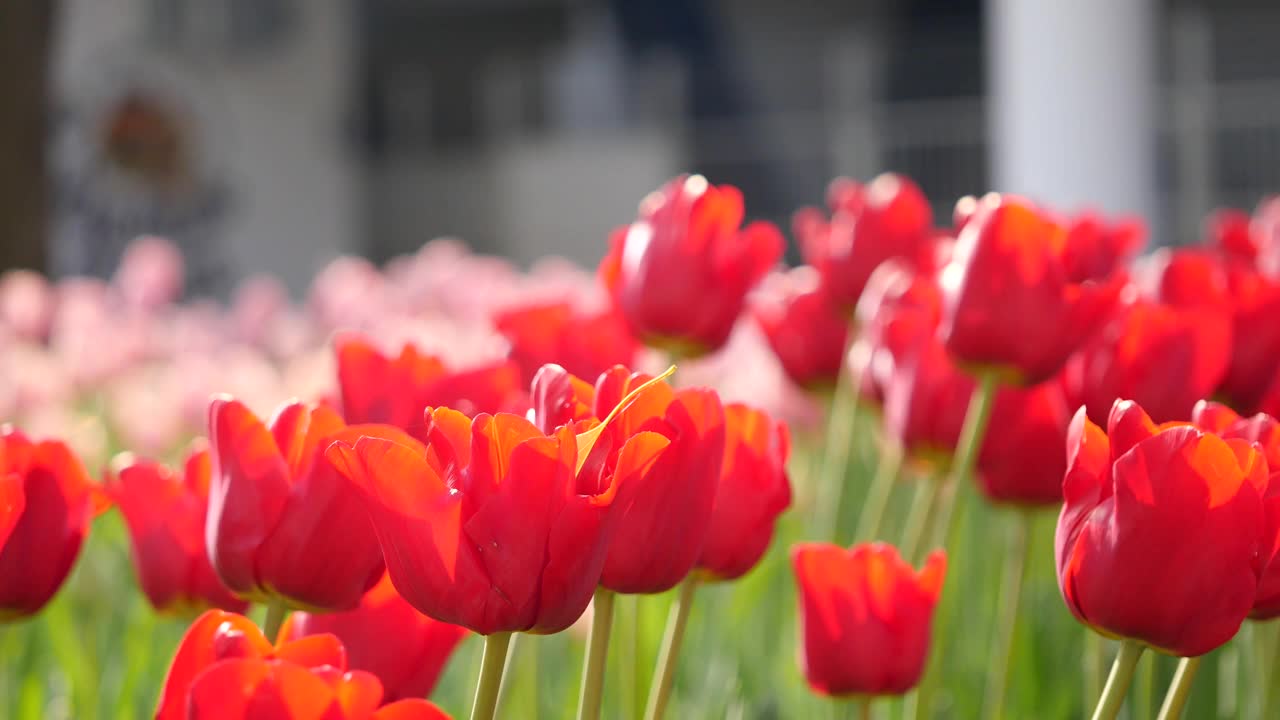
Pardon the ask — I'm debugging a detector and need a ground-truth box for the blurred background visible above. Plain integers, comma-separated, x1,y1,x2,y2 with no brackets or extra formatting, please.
2,0,1279,297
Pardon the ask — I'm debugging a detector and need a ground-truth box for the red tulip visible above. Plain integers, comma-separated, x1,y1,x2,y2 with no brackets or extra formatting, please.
1147,246,1280,413
325,405,671,634
883,335,974,463
206,398,384,610
157,609,448,720
940,196,1125,385
107,447,247,613
850,260,946,408
1061,212,1146,284
1055,400,1270,656
752,267,851,390
791,542,946,696
581,366,727,594
599,175,783,356
493,301,639,386
794,173,935,312
1062,299,1231,424
1192,401,1280,619
0,428,108,620
280,573,468,701
1207,208,1259,266
0,475,23,550
335,333,525,434
697,404,791,581
976,381,1072,506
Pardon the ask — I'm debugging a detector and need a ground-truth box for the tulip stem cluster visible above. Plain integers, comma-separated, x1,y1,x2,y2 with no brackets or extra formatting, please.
643,576,700,720
853,440,901,542
1156,655,1202,720
1091,640,1144,720
923,371,999,556
814,336,861,541
470,632,513,720
981,511,1031,719
576,588,616,720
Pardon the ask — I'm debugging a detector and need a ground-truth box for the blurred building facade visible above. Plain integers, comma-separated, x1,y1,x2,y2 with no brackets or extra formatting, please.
45,0,1280,295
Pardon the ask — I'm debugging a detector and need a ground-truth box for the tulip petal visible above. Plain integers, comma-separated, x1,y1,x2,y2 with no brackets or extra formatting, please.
0,473,26,550
207,398,292,597
156,610,272,720
373,699,453,720
274,633,347,671
325,437,487,631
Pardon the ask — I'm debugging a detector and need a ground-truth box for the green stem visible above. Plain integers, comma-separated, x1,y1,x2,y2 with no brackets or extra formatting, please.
900,474,939,563
1083,632,1104,716
1156,656,1203,720
471,632,513,720
1263,623,1280,718
643,577,699,720
856,696,872,720
981,511,1031,720
814,328,861,541
577,589,616,720
262,598,287,642
1135,648,1154,720
923,372,998,555
853,441,902,542
619,594,641,720
1090,640,1144,720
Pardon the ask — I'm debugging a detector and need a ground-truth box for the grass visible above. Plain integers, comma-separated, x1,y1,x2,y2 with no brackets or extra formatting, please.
0,422,1254,719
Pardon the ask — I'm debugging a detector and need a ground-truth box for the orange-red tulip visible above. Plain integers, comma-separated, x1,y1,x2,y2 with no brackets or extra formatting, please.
107,447,247,613
792,542,946,696
493,301,639,386
599,175,783,356
1062,299,1230,424
794,173,935,312
536,365,728,594
335,333,524,433
206,398,384,610
280,573,468,701
1056,400,1271,656
157,609,447,720
0,428,107,621
697,404,791,581
1192,401,1280,619
940,196,1125,385
326,407,670,634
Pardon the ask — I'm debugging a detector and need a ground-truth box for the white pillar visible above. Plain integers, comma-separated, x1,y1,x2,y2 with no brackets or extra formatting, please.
987,0,1157,221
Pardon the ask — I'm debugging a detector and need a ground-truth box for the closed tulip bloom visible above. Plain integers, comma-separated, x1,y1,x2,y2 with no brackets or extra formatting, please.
792,543,946,696
883,338,973,463
1056,400,1270,656
1061,212,1146,283
976,380,1071,505
206,398,384,610
493,301,639,386
1192,401,1280,619
752,267,851,391
108,447,247,613
1062,299,1231,424
157,609,448,720
1219,266,1280,412
697,404,792,581
599,175,783,356
326,407,671,635
280,573,468,701
335,333,524,432
0,428,108,620
795,173,935,312
940,196,1125,385
850,260,945,408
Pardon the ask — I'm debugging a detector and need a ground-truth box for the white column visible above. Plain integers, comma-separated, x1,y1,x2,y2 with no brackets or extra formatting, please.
987,0,1157,220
